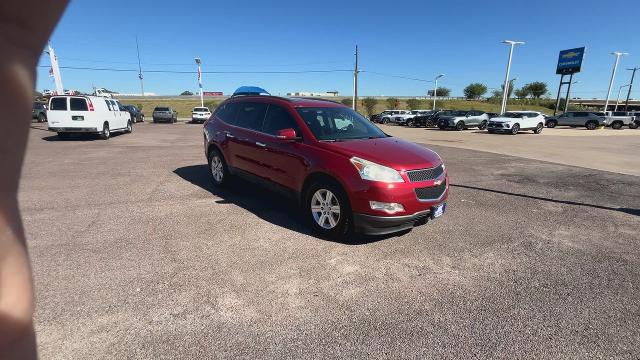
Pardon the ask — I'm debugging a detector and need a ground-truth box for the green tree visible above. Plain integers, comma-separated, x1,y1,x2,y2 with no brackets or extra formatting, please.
525,82,548,99
180,90,194,96
514,87,530,99
406,98,422,110
340,98,352,107
436,87,451,97
362,97,378,116
463,83,487,100
386,97,399,109
501,80,515,99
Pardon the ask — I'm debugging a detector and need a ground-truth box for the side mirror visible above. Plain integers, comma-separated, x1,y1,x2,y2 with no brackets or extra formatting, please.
276,128,299,140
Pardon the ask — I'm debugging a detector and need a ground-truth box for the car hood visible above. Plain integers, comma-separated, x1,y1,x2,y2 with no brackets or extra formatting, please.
319,137,441,171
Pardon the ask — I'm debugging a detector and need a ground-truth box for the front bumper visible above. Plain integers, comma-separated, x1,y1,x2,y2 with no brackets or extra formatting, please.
353,203,445,235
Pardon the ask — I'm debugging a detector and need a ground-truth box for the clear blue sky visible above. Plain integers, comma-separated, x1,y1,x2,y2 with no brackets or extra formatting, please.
37,0,640,98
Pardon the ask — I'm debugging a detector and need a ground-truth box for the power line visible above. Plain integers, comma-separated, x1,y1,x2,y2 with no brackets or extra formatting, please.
37,65,352,74
361,71,434,83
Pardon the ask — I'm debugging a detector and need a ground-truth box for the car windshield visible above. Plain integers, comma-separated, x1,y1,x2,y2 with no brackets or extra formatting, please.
194,107,209,112
451,111,468,116
296,107,387,141
155,107,170,111
502,112,524,118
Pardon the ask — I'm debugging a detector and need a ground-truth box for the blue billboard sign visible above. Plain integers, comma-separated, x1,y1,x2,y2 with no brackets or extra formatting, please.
556,47,585,75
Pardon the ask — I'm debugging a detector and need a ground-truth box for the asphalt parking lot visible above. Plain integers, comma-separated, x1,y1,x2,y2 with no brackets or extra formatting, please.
22,122,639,359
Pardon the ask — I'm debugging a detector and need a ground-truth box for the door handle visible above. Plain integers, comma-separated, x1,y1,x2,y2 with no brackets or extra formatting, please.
255,142,267,147
224,132,235,139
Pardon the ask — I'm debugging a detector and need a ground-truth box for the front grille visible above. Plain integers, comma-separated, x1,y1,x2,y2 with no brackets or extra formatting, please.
407,164,444,182
488,122,503,128
414,180,447,201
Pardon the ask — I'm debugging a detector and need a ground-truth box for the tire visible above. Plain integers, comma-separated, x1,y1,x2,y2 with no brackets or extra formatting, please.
140,115,144,122
438,123,447,130
546,120,557,128
100,123,110,140
382,117,389,124
38,113,46,123
57,132,69,140
629,121,639,129
611,121,623,130
533,123,543,134
478,120,487,130
304,180,352,239
208,148,229,187
455,121,465,131
586,121,597,130
125,120,133,134
510,123,520,135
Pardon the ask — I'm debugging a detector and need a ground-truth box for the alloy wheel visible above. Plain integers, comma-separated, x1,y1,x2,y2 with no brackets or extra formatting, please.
210,155,224,183
310,189,341,229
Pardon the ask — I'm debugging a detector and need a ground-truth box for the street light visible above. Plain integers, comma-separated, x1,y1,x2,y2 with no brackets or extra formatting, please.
624,67,639,111
433,74,445,110
500,40,525,114
603,52,628,112
565,80,580,112
195,57,203,107
614,84,631,111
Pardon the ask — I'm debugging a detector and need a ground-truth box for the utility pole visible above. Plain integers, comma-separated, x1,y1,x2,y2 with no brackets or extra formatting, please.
624,67,638,111
604,52,628,112
433,74,444,110
136,36,145,97
353,45,359,112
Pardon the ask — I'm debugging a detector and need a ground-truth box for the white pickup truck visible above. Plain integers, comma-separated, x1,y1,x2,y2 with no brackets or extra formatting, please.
47,95,132,140
605,111,635,129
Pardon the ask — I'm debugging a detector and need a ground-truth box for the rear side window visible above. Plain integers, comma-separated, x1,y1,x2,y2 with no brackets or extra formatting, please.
50,97,67,110
233,102,268,130
574,112,588,117
262,105,301,136
70,98,88,111
214,102,238,123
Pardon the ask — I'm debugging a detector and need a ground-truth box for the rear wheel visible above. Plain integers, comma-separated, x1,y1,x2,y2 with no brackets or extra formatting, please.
533,123,543,134
510,123,520,135
100,123,110,140
586,121,597,130
629,121,639,129
382,117,389,124
546,120,557,128
305,181,352,239
478,120,487,130
455,121,465,131
611,121,623,130
125,120,133,134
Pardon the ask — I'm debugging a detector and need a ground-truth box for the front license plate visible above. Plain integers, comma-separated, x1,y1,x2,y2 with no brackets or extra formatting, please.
431,203,446,219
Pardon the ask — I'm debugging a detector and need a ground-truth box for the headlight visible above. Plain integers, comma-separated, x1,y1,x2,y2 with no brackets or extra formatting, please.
350,157,404,183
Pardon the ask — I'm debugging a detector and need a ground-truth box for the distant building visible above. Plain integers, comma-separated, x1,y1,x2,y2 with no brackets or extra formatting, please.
287,91,339,97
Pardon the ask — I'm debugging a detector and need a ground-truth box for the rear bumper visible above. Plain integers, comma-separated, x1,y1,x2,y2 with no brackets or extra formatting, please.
48,127,98,133
353,205,444,235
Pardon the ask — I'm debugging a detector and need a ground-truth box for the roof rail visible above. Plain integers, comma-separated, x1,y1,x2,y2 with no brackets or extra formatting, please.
291,97,342,104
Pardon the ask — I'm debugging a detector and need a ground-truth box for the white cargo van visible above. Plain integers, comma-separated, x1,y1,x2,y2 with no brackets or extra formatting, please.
47,96,132,139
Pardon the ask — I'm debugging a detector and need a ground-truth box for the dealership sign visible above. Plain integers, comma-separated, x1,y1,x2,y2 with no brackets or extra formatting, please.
203,91,223,96
556,47,585,74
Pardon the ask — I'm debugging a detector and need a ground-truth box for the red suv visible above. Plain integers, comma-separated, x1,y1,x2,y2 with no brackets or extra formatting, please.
203,87,448,238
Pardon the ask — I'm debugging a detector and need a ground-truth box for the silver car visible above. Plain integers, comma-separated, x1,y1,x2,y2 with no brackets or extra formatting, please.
437,110,489,130
545,111,606,130
152,106,178,123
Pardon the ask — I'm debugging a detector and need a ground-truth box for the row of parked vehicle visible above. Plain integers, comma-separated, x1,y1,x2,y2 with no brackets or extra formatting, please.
370,109,640,133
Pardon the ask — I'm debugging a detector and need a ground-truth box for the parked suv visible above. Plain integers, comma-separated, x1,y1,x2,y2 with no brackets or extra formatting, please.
32,102,47,122
545,111,606,130
152,107,177,123
203,87,449,239
121,105,144,123
191,107,211,123
437,110,489,130
487,111,545,135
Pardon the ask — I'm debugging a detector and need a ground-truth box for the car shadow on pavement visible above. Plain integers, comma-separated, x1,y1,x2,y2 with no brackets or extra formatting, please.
173,164,403,245
452,183,640,217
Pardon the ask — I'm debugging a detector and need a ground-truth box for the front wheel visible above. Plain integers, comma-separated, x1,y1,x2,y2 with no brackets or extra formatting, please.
629,121,639,129
455,121,465,131
546,120,557,128
305,181,352,239
208,148,229,187
611,121,623,130
510,123,520,135
100,123,110,140
478,120,487,130
534,123,544,134
586,121,597,130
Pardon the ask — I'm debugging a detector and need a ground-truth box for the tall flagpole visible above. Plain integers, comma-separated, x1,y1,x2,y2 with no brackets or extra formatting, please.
195,57,203,107
47,43,64,95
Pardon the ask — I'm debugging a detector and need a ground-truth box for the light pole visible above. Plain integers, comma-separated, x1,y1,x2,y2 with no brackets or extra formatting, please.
604,52,628,112
500,40,524,114
614,84,631,112
564,80,580,113
624,67,639,111
433,74,444,110
195,57,204,107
